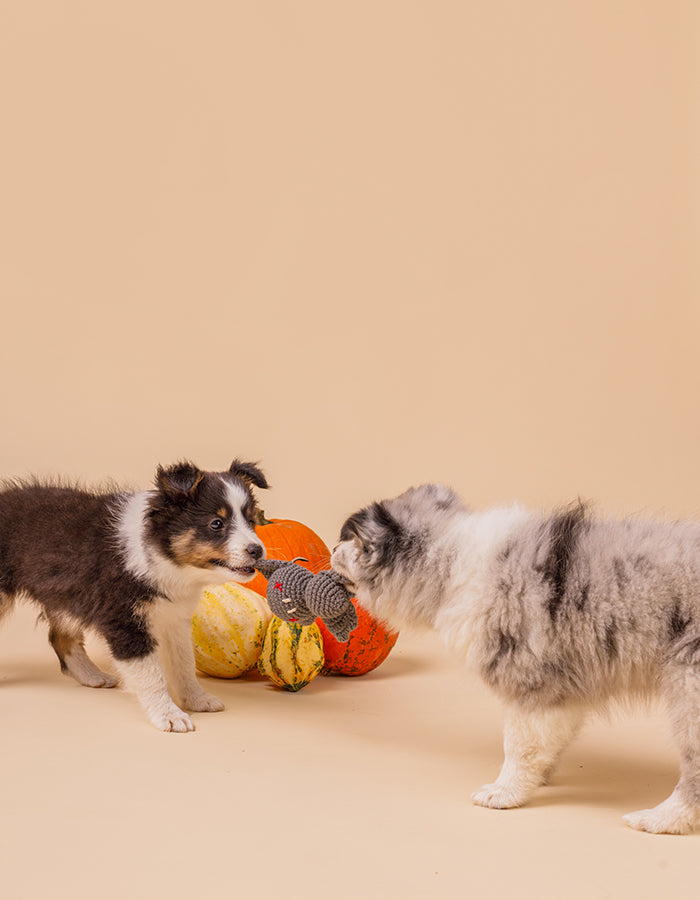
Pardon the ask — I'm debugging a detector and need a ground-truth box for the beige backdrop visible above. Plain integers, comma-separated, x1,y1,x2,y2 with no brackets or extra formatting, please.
1,2,699,898
1,1,698,542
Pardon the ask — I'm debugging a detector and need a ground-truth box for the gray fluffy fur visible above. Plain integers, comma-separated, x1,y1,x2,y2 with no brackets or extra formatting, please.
331,484,700,834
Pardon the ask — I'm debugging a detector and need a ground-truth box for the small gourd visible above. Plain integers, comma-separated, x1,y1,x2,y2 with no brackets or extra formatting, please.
257,617,325,691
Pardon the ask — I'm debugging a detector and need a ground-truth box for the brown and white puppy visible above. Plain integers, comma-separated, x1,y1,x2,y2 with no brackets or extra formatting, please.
0,460,267,731
332,484,700,834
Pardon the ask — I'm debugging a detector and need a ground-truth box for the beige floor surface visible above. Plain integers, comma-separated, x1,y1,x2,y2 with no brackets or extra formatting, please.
1,602,697,900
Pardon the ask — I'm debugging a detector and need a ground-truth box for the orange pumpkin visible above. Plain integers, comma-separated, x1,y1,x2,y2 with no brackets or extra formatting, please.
247,512,331,597
317,598,399,676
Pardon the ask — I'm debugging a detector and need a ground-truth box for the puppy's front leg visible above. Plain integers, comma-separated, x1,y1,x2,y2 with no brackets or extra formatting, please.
157,616,224,714
472,704,584,809
115,653,195,732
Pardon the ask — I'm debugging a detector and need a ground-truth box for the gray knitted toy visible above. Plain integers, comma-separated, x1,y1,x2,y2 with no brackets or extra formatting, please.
255,558,358,642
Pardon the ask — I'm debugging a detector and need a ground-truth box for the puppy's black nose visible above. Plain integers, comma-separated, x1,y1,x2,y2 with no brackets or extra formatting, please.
246,543,263,561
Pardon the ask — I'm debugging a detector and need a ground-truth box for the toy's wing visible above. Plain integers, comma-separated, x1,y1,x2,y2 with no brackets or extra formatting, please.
304,571,358,641
321,603,359,642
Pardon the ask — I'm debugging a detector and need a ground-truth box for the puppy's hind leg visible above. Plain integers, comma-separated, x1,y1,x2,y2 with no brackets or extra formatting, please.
472,704,585,809
48,620,119,688
0,592,16,674
0,591,15,625
624,663,700,835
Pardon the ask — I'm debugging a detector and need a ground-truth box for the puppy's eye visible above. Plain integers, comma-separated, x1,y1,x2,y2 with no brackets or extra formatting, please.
209,518,224,531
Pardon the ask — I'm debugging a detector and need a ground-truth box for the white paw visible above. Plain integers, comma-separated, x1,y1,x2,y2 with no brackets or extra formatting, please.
623,802,697,835
471,782,528,809
184,692,225,713
152,706,195,733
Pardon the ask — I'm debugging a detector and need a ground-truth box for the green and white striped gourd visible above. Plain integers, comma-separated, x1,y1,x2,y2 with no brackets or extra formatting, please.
258,617,324,691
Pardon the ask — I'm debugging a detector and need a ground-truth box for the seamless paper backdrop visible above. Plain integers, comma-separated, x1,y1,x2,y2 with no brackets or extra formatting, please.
1,5,699,899
0,1,697,547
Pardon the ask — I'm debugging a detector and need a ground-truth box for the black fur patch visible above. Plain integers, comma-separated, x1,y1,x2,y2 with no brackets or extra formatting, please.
0,484,159,661
538,503,588,621
669,599,692,641
241,494,258,528
372,502,403,564
498,541,514,562
104,616,156,660
339,509,371,544
604,619,618,658
613,558,628,592
676,635,700,665
339,502,421,573
372,502,423,570
156,461,203,503
484,629,517,680
575,581,590,612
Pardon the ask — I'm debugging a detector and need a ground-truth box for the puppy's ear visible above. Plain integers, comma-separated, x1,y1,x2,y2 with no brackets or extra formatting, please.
156,461,204,504
340,509,370,544
374,501,402,539
229,459,269,490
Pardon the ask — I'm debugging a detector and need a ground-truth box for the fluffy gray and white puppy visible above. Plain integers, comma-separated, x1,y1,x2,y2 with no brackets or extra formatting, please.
331,484,700,834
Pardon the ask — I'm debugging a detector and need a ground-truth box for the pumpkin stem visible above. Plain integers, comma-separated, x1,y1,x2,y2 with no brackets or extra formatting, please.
256,508,273,526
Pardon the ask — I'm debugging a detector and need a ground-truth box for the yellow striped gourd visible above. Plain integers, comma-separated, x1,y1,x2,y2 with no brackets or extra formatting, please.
258,617,325,691
192,582,272,678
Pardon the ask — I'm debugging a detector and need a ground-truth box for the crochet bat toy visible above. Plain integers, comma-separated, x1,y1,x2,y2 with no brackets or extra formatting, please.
254,557,358,642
